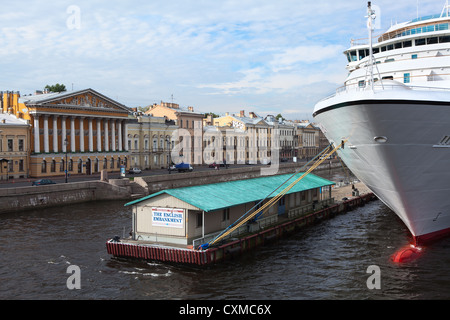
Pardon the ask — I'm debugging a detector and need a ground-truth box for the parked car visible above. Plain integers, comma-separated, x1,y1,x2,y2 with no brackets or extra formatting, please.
208,162,226,168
168,163,193,173
32,179,56,186
128,167,142,174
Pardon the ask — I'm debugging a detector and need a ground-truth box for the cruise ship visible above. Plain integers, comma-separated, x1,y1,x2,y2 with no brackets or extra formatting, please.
313,2,450,247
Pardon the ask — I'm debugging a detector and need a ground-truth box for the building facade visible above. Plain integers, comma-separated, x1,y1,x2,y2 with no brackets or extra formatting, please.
0,113,30,180
145,102,204,165
1,89,131,178
127,115,178,170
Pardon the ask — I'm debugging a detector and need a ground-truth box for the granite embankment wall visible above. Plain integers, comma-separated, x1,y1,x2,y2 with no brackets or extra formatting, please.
0,161,344,214
0,181,131,214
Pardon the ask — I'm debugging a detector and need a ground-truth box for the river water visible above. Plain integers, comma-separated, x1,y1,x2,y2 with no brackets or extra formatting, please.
1,169,450,301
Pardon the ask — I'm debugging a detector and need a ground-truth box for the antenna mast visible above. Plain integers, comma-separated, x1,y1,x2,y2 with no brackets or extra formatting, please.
441,0,450,17
366,2,376,91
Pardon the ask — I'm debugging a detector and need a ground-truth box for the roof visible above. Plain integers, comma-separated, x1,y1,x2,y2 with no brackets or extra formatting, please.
19,88,131,112
125,172,335,212
0,113,29,126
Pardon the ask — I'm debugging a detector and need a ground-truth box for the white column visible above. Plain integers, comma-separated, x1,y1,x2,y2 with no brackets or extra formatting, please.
97,119,102,152
43,115,49,153
34,115,40,153
104,119,109,152
123,121,129,151
111,120,116,152
70,117,76,152
53,116,58,153
88,118,93,152
118,120,123,151
79,117,85,152
62,116,67,152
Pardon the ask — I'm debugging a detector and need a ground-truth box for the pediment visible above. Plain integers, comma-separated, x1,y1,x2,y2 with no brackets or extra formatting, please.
26,88,130,113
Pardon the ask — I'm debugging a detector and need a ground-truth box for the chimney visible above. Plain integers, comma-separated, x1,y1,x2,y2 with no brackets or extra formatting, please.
249,112,256,118
240,110,245,117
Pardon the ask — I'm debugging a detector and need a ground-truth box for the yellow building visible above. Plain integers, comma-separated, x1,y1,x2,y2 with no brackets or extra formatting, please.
0,112,30,180
1,89,131,178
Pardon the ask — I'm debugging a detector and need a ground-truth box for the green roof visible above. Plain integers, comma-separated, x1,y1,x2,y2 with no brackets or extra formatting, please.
125,172,335,212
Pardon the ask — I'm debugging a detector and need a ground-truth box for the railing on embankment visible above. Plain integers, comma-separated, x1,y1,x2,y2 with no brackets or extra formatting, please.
105,192,377,265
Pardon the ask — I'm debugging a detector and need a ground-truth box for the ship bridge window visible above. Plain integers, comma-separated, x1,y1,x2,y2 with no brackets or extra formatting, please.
387,44,394,51
394,42,402,49
381,46,386,52
373,47,380,54
427,37,438,44
349,50,357,62
415,38,426,46
403,40,412,48
358,49,369,60
439,36,450,43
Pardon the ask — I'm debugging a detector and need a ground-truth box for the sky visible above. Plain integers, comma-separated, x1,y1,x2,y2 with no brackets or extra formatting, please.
0,0,443,120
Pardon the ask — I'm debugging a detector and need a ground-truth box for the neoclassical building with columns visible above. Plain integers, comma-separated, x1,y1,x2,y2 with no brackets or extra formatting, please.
2,89,131,178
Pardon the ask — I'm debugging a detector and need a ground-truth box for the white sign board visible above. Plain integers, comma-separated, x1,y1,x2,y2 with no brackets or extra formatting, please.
152,207,184,228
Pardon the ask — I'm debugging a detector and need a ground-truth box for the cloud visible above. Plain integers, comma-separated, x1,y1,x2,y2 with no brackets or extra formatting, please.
0,0,443,117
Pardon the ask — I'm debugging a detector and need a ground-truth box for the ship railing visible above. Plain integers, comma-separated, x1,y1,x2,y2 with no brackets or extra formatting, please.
318,82,450,102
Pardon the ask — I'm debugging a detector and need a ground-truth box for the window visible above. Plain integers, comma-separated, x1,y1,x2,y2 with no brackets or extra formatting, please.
427,37,438,44
41,160,47,173
387,44,394,51
403,40,412,48
19,160,24,172
222,208,230,221
394,42,402,49
196,212,203,228
404,73,411,84
60,159,65,172
7,139,13,152
439,36,450,43
381,46,387,52
8,160,13,172
51,160,56,172
415,38,426,46
358,80,365,88
18,139,24,151
69,159,73,171
412,54,418,59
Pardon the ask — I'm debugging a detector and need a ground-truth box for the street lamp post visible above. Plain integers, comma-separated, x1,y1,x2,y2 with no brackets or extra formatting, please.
64,138,68,183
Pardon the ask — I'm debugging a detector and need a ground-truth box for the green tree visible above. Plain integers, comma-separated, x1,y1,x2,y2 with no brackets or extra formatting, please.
45,83,66,93
275,113,285,121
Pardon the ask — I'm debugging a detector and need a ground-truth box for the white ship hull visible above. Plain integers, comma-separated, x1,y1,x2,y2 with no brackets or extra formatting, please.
314,85,450,245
